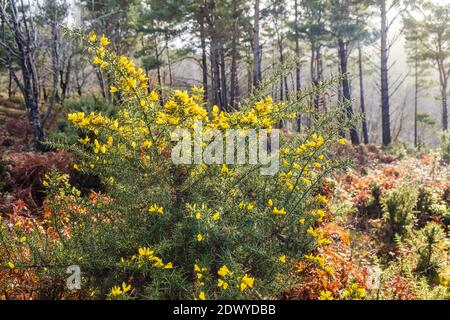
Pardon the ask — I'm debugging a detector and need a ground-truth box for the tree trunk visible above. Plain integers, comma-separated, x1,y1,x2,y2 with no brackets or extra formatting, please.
414,54,418,147
97,69,107,99
338,37,359,144
442,83,448,131
205,2,222,109
279,38,284,101
253,0,261,88
210,45,217,105
436,34,449,131
1,13,12,100
210,38,221,108
310,43,322,111
277,34,288,102
75,66,83,97
154,36,164,106
380,0,391,145
60,54,72,103
164,29,173,88
294,0,301,94
358,44,369,144
0,0,45,147
247,62,252,95
8,68,12,99
230,0,238,108
283,56,289,99
43,20,60,127
199,4,208,102
220,44,228,110
294,0,301,131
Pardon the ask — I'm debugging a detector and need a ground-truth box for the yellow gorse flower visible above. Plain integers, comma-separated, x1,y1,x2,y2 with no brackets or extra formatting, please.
319,290,334,300
218,279,229,290
143,140,152,148
100,34,110,46
342,283,366,300
109,282,131,298
239,274,255,291
217,265,230,277
110,285,123,297
307,226,319,238
132,247,173,270
304,254,334,276
121,282,131,293
316,194,328,204
88,32,97,42
272,207,286,215
149,204,164,214
220,164,228,174
194,264,207,273
138,247,154,258
79,136,90,144
149,90,159,102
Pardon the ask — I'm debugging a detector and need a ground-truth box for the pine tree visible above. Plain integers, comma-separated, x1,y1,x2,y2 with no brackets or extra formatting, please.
407,2,450,131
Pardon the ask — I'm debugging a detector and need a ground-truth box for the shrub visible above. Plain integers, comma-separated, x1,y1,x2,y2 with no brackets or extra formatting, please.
376,222,448,300
381,183,418,239
0,32,354,300
439,266,450,298
384,140,409,160
411,222,447,277
377,266,447,300
375,249,447,300
417,185,448,219
49,96,116,145
440,130,450,164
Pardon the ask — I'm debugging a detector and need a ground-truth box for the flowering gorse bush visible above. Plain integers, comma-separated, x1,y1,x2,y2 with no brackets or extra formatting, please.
0,31,355,299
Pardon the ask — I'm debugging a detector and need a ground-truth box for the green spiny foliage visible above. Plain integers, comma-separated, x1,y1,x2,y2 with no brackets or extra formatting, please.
440,130,450,164
381,183,419,239
412,222,447,277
